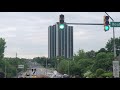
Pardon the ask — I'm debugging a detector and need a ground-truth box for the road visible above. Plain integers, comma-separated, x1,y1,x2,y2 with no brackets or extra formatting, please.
20,67,58,78
17,60,64,78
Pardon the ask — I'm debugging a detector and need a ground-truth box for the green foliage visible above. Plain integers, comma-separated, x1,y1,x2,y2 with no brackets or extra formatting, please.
0,38,6,59
86,50,96,58
101,72,113,78
58,60,68,74
77,58,95,76
74,49,87,61
33,57,57,68
83,71,92,78
106,37,120,56
0,58,29,78
97,48,107,54
49,47,114,78
96,68,105,77
92,52,113,72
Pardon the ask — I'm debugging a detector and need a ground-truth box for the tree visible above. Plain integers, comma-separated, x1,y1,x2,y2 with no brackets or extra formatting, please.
0,57,29,78
74,49,87,62
106,37,120,56
97,48,107,53
57,59,68,74
0,38,6,60
92,52,113,72
86,50,96,58
77,58,95,77
33,57,47,67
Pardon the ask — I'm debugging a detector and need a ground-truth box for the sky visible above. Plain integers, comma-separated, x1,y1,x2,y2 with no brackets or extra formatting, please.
0,12,120,59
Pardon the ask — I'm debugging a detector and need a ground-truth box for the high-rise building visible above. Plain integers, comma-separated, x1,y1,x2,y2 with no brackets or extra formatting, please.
48,15,73,59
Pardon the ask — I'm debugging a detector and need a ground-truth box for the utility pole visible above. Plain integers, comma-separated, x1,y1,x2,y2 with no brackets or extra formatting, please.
16,52,18,78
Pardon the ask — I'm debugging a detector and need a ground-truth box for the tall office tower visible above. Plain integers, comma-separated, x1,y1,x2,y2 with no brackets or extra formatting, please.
48,14,73,59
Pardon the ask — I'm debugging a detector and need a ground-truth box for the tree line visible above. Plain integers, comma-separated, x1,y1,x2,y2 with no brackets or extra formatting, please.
0,37,120,78
33,37,120,78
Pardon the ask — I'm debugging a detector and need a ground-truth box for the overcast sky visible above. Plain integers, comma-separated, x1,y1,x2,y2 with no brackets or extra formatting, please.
0,12,120,59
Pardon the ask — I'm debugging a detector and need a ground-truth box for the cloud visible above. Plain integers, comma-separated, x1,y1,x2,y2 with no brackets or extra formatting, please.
0,27,16,33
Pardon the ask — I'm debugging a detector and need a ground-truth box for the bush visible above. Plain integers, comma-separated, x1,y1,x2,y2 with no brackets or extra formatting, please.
101,72,113,78
96,68,105,77
83,71,92,78
89,73,96,78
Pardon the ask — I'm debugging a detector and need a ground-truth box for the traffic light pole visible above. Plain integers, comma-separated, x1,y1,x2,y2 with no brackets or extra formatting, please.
67,23,104,25
105,12,118,78
113,27,117,58
105,12,117,59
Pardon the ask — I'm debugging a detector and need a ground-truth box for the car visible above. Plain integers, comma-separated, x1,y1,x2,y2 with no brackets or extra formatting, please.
63,74,69,78
47,73,53,78
18,76,24,78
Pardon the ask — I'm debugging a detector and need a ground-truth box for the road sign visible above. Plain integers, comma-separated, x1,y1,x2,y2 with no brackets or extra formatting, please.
18,65,24,69
113,61,119,78
110,22,120,27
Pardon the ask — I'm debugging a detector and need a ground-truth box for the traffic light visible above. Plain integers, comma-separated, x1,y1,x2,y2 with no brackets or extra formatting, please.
59,14,65,30
104,16,110,31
